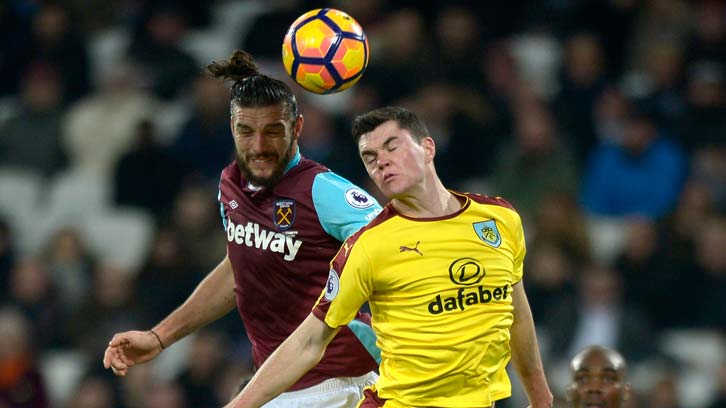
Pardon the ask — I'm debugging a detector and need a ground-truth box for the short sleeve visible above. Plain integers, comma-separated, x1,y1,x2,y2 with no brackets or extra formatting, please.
314,236,373,328
512,212,526,283
312,172,382,241
217,184,227,230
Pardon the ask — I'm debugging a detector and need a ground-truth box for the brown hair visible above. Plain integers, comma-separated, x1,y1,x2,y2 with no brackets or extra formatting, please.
207,49,298,119
352,106,429,143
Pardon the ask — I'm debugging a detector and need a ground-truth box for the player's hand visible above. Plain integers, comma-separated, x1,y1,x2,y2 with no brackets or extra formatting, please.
102,330,164,376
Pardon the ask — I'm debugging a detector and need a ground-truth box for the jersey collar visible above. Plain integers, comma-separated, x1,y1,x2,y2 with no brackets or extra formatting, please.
283,149,301,174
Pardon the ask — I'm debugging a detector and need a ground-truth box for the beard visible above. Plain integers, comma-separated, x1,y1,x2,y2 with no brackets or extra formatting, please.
236,139,295,189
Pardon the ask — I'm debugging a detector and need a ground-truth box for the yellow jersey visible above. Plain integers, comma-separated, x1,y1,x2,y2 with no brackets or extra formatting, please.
313,192,525,407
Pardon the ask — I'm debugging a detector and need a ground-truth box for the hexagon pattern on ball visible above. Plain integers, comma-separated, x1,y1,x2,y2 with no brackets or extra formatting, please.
282,8,369,94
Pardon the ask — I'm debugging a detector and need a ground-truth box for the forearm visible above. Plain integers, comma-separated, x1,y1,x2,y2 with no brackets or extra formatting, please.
153,255,237,347
510,283,552,407
227,314,339,408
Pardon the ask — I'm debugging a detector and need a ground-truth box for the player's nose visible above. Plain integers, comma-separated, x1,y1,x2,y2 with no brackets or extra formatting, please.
250,133,267,151
376,151,391,170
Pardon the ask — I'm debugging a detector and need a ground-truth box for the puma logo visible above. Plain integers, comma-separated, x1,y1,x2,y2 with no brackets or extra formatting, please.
400,241,423,256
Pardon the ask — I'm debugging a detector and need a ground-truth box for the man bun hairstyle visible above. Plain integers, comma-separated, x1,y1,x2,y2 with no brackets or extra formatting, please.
207,49,298,120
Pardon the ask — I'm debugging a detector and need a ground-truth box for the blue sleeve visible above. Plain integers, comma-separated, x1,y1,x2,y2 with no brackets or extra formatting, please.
312,171,382,241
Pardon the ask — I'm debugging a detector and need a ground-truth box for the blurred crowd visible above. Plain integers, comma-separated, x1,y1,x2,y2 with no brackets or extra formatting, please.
0,0,724,407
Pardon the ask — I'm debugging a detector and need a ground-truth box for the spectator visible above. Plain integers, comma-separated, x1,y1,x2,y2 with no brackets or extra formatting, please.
64,375,121,408
554,32,608,163
546,263,654,365
115,120,182,217
592,87,631,145
0,307,49,408
615,219,683,329
531,192,592,264
135,227,199,326
363,8,433,104
581,105,687,219
63,59,157,178
0,63,68,177
6,258,67,350
69,261,140,358
689,215,726,329
678,60,726,152
400,82,494,187
491,99,579,224
175,330,228,408
144,381,188,408
625,0,691,73
172,74,234,185
644,371,682,408
429,5,485,88
240,0,306,61
126,4,199,100
42,227,94,315
18,2,91,102
567,345,632,408
636,41,688,131
684,0,726,66
168,184,227,272
524,243,576,324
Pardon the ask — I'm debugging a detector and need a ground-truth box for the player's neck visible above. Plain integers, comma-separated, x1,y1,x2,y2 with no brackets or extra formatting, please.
391,180,460,218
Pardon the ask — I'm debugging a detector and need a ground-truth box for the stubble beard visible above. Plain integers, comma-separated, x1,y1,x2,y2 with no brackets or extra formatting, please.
236,140,295,189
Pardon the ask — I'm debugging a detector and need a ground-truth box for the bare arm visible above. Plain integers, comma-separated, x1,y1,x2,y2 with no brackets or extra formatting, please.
510,282,553,408
225,313,340,408
153,254,237,345
104,255,236,375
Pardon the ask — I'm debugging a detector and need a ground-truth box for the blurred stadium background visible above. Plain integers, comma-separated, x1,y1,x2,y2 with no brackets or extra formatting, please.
0,0,724,407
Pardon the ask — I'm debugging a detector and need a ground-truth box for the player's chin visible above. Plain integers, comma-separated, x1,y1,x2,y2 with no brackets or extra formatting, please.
247,163,280,179
250,168,285,187
380,180,407,198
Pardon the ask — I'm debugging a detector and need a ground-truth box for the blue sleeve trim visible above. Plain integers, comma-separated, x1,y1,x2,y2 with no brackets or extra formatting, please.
217,188,227,230
312,172,382,241
347,319,381,364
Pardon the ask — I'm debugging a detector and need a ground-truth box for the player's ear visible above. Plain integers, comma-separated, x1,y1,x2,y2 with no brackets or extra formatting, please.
566,383,576,403
422,136,436,163
622,382,632,402
293,114,304,140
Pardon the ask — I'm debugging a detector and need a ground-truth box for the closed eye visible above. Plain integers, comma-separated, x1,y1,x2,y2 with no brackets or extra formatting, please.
361,152,376,164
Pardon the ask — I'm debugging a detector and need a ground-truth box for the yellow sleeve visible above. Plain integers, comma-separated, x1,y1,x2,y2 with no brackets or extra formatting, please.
512,212,526,283
314,238,373,328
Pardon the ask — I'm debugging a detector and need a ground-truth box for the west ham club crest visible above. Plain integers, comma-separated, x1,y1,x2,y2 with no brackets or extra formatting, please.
273,199,296,231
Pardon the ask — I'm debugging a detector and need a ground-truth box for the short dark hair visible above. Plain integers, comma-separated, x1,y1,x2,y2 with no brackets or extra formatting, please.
352,107,429,143
207,49,298,120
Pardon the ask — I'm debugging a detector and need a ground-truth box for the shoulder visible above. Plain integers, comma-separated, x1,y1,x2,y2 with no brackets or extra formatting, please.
312,171,379,210
334,205,397,261
464,192,517,212
220,161,240,183
347,205,397,242
462,192,523,233
296,157,330,175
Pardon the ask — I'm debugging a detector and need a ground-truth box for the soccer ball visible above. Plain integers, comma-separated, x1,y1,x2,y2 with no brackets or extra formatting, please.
282,8,369,94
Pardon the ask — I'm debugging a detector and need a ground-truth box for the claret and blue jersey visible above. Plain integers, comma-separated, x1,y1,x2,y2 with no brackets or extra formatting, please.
218,150,382,390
